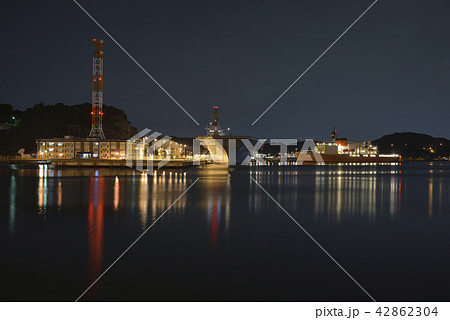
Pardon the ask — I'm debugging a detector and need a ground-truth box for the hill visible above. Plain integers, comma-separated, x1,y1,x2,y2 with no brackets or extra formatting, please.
0,102,137,155
373,132,450,160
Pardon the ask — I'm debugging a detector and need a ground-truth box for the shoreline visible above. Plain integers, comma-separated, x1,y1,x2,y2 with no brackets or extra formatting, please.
0,158,448,169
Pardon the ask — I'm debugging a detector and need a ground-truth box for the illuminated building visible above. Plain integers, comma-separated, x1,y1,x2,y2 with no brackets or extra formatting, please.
36,136,127,159
35,39,128,160
35,39,190,162
36,136,188,160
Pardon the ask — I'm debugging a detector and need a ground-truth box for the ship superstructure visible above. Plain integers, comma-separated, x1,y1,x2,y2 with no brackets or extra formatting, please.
315,128,400,162
205,105,225,136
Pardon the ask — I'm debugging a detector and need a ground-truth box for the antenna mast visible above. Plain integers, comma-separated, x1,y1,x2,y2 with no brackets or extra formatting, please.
89,39,106,139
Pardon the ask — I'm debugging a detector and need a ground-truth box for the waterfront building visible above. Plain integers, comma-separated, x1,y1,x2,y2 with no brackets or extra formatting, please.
36,136,127,159
36,136,189,160
35,40,129,160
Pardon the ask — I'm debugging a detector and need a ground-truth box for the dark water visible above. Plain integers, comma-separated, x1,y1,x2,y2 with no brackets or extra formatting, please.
1,162,450,301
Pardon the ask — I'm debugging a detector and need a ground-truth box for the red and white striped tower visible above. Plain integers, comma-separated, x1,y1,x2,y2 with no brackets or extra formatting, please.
89,39,106,139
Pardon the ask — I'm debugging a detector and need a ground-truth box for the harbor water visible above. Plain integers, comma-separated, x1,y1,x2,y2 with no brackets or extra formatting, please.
1,162,450,301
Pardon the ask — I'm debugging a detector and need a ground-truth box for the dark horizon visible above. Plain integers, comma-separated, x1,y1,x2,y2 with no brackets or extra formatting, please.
1,0,449,141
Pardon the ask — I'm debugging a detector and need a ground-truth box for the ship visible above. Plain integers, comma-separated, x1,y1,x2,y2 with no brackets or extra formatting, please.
313,128,401,163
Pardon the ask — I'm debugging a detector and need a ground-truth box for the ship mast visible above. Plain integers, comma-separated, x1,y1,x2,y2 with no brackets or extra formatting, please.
331,126,337,143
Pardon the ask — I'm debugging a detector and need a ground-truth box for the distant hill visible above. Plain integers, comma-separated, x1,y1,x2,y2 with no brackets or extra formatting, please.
0,102,137,155
373,132,450,160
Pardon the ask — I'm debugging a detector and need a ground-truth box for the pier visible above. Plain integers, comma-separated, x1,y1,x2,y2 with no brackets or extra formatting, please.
0,158,207,168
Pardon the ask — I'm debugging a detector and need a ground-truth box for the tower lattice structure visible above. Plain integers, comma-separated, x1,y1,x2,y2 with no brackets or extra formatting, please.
89,39,106,139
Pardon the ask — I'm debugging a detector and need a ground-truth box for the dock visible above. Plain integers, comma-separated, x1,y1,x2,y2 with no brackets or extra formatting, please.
1,158,207,168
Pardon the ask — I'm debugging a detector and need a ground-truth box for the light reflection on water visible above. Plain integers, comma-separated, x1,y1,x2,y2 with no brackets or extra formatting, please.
201,170,231,253
136,172,189,229
87,176,104,299
312,168,392,222
37,165,48,217
3,162,450,300
7,163,450,239
113,176,119,213
428,177,433,217
9,175,16,237
248,163,449,224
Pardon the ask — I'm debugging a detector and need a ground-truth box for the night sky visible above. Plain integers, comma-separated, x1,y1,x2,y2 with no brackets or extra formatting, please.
1,0,449,140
